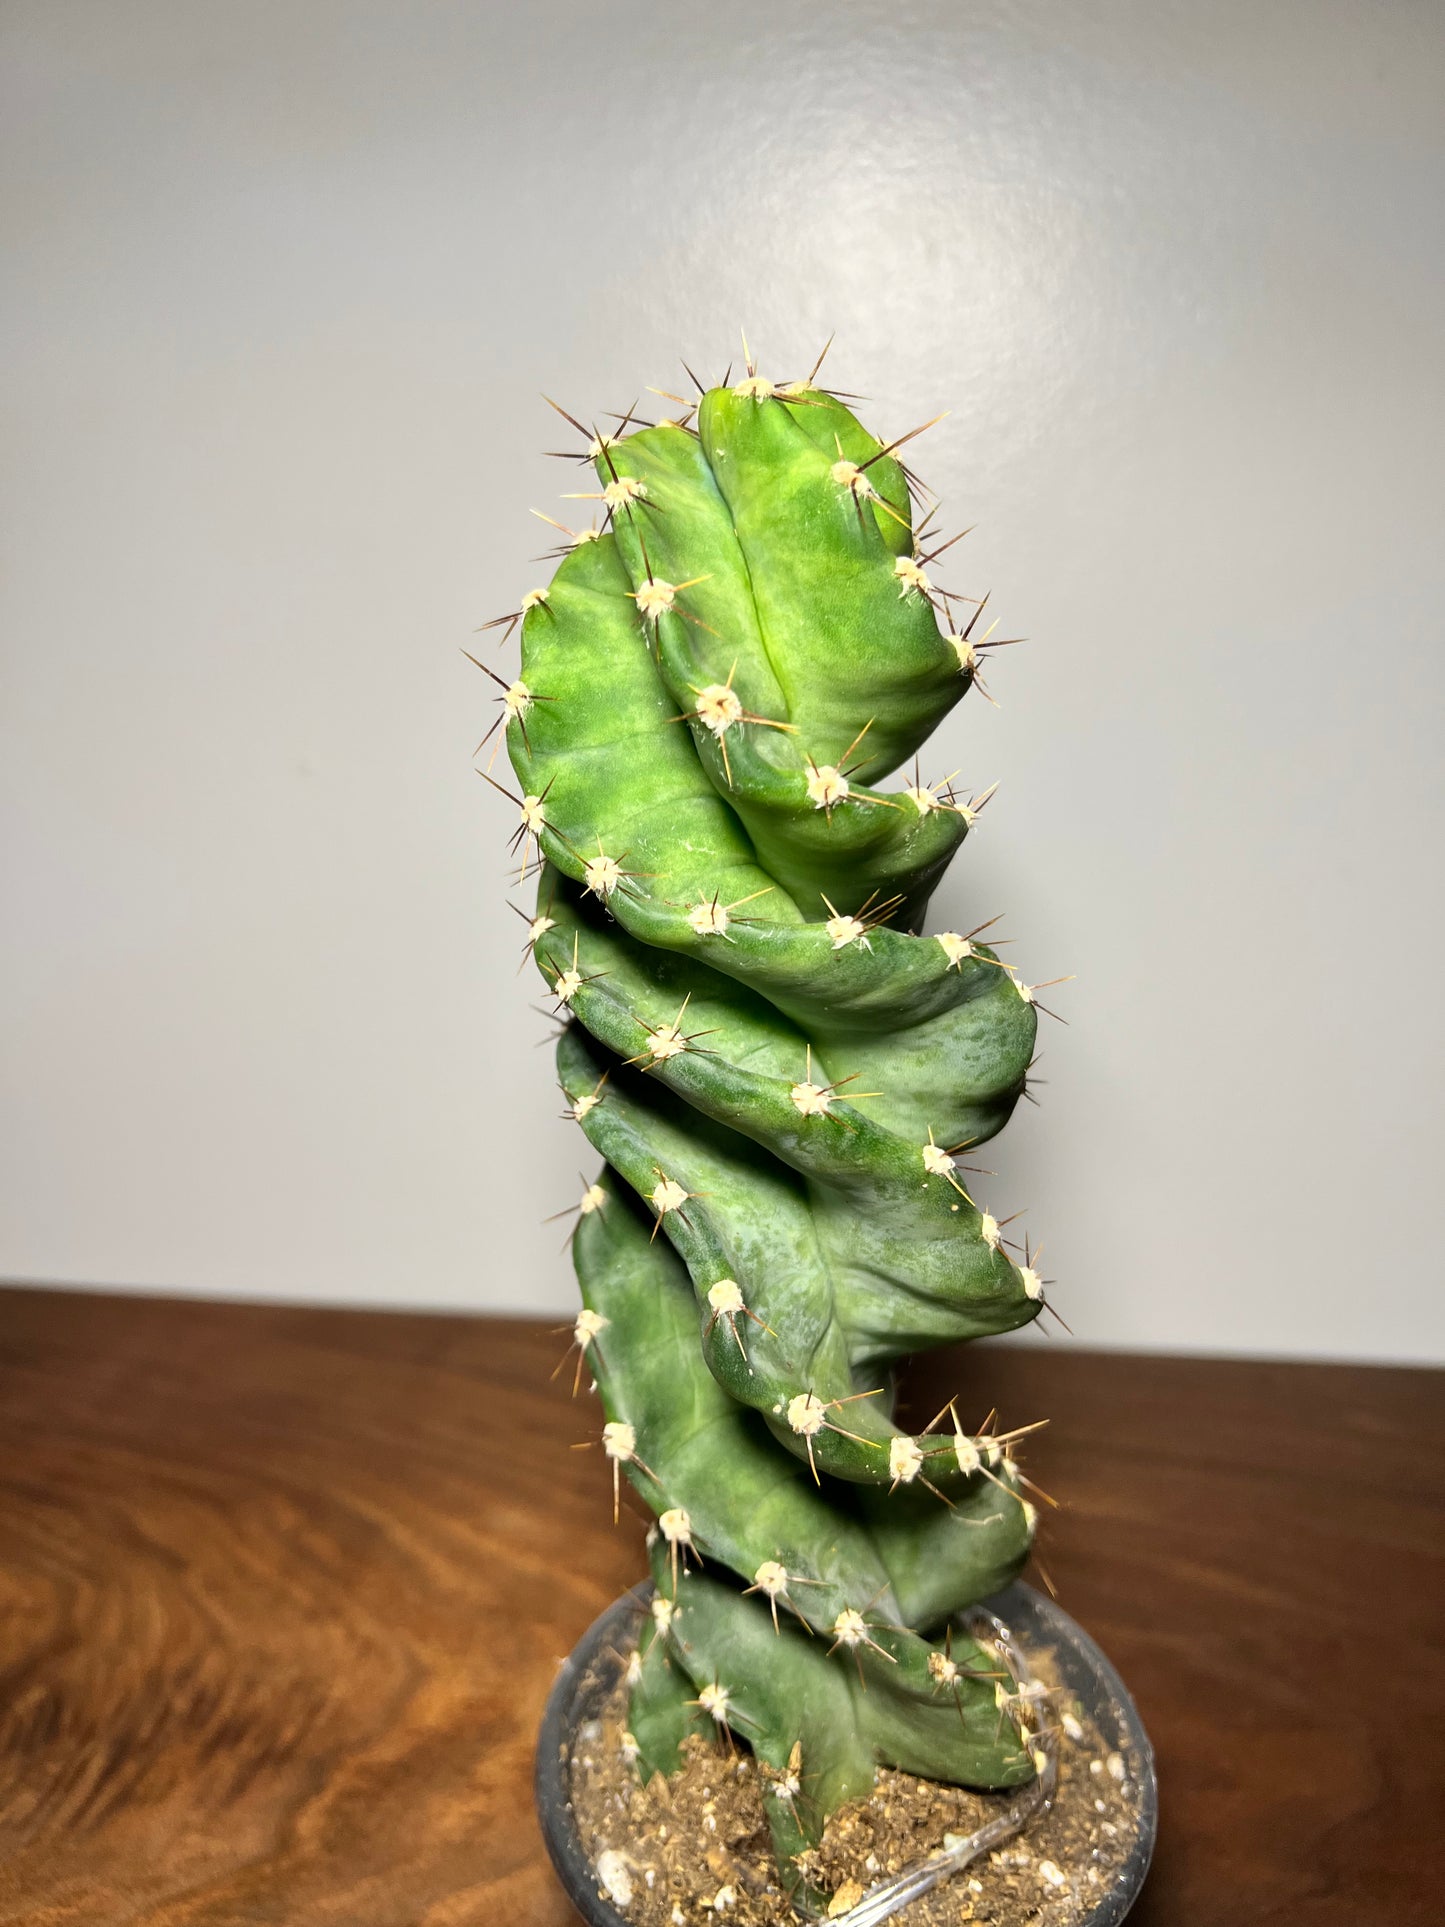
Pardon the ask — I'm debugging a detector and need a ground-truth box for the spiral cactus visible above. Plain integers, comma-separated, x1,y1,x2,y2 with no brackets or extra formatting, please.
485,348,1059,1892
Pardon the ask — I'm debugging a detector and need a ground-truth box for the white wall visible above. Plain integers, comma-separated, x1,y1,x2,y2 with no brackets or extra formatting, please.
3,0,1442,1361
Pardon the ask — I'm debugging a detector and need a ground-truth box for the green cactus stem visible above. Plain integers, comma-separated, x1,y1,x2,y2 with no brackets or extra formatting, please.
486,351,1060,1896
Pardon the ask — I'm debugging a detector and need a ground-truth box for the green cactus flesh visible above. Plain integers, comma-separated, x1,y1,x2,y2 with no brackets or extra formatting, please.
495,371,1051,1889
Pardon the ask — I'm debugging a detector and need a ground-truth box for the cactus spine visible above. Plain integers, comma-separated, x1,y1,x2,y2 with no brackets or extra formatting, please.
490,349,1056,1893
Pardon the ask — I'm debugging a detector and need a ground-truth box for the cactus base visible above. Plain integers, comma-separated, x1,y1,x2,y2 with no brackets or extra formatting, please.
537,1582,1155,1927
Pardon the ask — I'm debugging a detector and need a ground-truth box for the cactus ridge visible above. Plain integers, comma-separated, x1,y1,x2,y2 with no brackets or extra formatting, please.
495,360,1055,1886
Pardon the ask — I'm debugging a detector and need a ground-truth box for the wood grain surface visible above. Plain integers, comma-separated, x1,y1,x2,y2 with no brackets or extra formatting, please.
0,1285,1440,1925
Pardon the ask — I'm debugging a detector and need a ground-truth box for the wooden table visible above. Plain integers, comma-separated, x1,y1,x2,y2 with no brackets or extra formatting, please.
0,1286,1440,1925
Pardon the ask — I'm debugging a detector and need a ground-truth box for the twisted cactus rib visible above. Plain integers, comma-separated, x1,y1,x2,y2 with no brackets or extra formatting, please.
497,366,1053,1889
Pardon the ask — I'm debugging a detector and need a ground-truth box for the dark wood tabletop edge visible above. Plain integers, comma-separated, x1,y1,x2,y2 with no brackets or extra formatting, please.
4,1279,1442,1387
